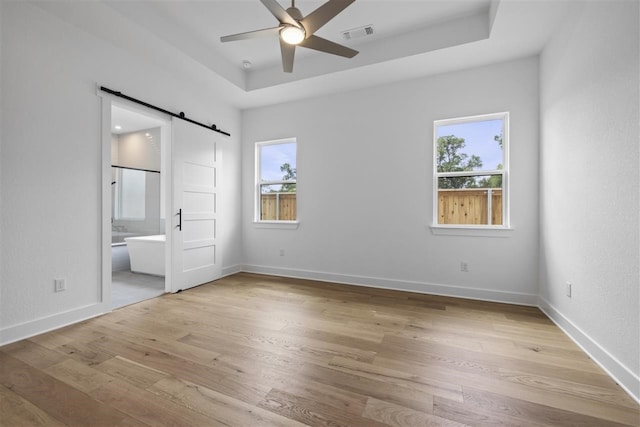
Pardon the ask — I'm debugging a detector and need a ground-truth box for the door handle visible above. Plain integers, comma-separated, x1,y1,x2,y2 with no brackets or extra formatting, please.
177,208,182,231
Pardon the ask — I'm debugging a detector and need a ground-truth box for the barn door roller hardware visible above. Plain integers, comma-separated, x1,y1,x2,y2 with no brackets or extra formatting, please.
100,86,230,137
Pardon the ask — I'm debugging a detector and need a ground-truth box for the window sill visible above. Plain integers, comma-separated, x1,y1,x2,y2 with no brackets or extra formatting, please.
428,224,513,237
253,221,300,230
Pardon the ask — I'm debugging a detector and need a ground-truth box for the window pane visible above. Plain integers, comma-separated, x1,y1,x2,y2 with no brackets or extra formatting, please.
260,184,296,221
120,168,146,219
260,142,296,182
436,119,503,172
437,177,502,225
438,175,502,189
257,139,297,222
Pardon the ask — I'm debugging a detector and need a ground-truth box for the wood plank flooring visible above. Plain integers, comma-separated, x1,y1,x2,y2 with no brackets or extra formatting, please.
1,273,638,426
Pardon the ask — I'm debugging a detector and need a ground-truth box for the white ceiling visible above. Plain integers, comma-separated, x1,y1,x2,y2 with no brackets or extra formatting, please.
34,0,575,110
103,0,493,72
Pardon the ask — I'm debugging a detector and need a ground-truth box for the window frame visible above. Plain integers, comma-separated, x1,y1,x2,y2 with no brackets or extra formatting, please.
254,137,298,226
432,112,510,230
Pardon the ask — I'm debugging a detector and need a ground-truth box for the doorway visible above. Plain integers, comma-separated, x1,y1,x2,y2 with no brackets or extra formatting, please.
108,103,170,309
101,93,224,312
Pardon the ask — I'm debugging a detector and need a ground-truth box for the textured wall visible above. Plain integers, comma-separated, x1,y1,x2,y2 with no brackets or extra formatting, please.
539,0,639,398
0,2,3,319
0,2,242,340
114,128,161,172
242,57,540,303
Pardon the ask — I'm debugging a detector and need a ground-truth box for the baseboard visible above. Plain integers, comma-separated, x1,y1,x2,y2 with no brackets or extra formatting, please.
539,297,640,404
0,302,108,347
222,264,243,277
241,264,539,306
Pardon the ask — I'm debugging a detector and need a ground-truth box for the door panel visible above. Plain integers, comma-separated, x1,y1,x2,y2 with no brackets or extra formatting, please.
184,220,216,242
183,191,216,212
183,245,216,271
171,119,221,291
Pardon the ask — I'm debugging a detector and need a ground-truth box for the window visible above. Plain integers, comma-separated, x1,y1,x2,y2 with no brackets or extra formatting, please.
433,112,508,227
256,138,297,222
113,167,146,220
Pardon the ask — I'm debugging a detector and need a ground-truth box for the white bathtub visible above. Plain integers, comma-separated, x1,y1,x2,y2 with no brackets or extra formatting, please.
124,235,165,276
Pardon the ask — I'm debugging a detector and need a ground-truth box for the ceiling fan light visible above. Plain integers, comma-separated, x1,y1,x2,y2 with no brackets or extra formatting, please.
281,26,305,45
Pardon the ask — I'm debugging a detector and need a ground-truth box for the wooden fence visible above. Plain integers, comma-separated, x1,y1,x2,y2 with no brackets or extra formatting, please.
261,189,501,224
438,188,502,225
261,193,297,221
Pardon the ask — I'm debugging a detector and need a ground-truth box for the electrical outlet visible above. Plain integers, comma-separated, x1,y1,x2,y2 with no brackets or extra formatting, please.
566,282,572,298
54,278,66,292
279,249,285,256
460,261,469,272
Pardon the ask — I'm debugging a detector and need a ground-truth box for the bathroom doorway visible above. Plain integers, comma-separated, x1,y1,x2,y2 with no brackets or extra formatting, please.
109,104,169,309
101,92,224,311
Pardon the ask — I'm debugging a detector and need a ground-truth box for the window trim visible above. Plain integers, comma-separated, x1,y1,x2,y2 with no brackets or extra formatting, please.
432,112,510,230
254,137,298,225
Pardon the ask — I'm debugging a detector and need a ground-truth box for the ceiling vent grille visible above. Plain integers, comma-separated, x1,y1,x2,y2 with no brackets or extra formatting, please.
341,25,374,41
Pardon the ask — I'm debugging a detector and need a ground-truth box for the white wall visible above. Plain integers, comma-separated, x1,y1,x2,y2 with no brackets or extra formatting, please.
114,128,161,172
111,134,119,164
0,2,242,343
0,1,3,320
242,57,540,304
539,1,639,400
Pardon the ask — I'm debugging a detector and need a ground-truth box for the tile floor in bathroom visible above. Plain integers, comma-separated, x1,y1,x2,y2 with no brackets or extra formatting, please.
112,244,165,309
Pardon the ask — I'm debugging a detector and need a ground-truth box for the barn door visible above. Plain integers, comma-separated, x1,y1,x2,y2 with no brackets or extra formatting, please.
171,118,221,291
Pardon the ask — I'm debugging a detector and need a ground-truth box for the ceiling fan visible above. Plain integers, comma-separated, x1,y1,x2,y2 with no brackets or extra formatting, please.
220,0,359,73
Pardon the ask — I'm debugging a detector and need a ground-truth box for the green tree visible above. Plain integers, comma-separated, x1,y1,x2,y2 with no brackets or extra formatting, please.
477,167,503,188
436,135,482,189
279,162,296,192
477,133,503,188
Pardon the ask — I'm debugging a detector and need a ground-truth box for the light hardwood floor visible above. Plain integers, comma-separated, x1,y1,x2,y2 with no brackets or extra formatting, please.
1,273,638,426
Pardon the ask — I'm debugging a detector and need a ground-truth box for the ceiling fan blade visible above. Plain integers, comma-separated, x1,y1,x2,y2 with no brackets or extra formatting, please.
301,0,356,35
220,26,282,42
261,0,299,27
280,39,296,73
299,35,358,58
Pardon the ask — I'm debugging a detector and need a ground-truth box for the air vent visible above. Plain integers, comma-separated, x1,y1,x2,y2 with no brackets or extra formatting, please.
341,25,374,41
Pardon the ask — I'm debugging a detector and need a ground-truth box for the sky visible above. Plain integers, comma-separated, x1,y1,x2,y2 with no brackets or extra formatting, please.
436,118,504,170
260,142,297,182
